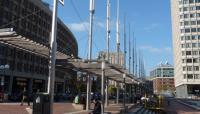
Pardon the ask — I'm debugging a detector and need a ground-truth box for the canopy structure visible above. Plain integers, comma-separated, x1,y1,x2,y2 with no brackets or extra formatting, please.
0,28,139,84
56,59,138,84
0,28,68,59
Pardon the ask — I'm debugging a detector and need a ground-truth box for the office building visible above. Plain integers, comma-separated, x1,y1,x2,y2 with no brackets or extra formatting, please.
0,0,78,100
171,0,200,98
150,62,175,95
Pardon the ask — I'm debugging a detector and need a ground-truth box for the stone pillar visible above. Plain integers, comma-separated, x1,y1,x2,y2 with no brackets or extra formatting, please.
28,78,33,95
8,76,13,95
105,77,109,107
63,81,66,93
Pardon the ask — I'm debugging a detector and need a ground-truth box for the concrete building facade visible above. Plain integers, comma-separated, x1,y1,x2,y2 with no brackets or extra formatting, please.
0,0,78,101
150,62,175,95
171,0,200,98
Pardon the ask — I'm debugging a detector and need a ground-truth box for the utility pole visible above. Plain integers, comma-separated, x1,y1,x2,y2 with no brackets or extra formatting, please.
86,0,95,110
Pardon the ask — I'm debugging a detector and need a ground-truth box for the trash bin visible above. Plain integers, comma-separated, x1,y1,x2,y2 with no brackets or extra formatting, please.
33,93,50,114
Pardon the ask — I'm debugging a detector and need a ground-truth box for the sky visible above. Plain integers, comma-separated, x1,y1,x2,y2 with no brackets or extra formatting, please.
44,0,173,76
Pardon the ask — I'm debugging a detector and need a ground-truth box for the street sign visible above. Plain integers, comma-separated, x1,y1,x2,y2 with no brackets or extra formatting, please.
59,0,64,5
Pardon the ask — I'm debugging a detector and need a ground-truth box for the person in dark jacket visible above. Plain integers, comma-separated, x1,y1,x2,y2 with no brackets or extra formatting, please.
92,99,101,114
20,88,30,106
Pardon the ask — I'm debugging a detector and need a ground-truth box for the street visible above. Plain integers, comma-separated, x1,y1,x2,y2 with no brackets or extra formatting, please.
164,99,200,114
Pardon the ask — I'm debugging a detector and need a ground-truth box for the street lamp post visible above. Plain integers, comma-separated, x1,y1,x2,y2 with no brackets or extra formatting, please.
101,61,105,114
123,73,126,111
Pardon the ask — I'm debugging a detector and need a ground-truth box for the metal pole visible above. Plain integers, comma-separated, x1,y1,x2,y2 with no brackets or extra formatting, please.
124,15,126,70
105,77,109,107
123,75,126,111
105,0,110,107
101,61,105,114
86,0,95,110
116,0,120,65
116,82,119,104
128,24,131,74
106,0,110,62
48,0,58,114
132,33,135,76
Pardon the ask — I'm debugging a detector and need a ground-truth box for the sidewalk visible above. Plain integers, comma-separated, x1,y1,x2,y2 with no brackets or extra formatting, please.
0,102,82,114
67,103,135,114
0,102,135,114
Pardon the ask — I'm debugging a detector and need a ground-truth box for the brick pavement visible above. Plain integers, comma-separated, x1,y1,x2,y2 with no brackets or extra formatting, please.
0,103,81,114
0,102,135,114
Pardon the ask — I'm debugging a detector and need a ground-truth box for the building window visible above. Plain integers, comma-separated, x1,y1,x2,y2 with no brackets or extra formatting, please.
187,74,193,79
194,66,199,71
187,59,192,63
187,66,192,71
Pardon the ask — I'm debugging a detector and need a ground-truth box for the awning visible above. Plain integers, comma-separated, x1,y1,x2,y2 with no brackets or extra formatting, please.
56,59,138,84
0,28,139,84
0,28,68,59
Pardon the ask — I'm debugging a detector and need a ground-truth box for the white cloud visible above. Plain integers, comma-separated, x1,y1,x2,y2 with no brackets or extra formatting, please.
164,47,172,52
68,22,89,32
140,45,172,53
140,46,161,53
144,23,160,31
67,21,106,32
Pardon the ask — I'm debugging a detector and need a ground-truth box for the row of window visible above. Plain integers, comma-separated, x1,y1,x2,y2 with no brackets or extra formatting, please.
183,66,199,71
182,50,200,55
180,28,200,33
180,13,200,19
183,74,200,79
181,35,200,40
181,42,200,48
182,58,200,63
179,6,200,12
179,0,200,5
180,20,200,26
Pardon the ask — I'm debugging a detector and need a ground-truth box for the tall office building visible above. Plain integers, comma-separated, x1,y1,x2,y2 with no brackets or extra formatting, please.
171,0,200,98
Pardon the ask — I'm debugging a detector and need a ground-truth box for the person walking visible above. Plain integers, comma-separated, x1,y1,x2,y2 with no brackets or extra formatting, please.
92,99,101,114
20,88,30,106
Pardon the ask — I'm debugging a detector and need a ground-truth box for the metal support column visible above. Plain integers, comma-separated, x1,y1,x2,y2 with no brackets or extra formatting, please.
48,0,58,114
105,77,109,107
101,61,105,114
116,82,119,104
86,0,95,110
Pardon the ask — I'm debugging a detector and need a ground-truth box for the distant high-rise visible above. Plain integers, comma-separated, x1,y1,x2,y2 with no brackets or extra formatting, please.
171,0,200,98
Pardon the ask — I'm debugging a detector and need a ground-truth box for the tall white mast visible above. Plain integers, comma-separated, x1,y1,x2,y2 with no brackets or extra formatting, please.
128,23,131,74
106,0,110,61
116,0,120,64
86,0,95,110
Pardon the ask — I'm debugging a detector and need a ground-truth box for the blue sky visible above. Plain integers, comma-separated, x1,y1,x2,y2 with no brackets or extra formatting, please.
44,0,173,76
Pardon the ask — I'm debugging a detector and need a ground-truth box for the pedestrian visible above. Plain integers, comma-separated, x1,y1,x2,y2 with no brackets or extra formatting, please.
92,99,101,114
20,88,30,106
167,98,170,106
74,95,79,104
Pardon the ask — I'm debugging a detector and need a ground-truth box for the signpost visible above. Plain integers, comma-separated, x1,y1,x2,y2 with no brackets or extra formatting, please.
59,0,64,5
48,0,64,114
